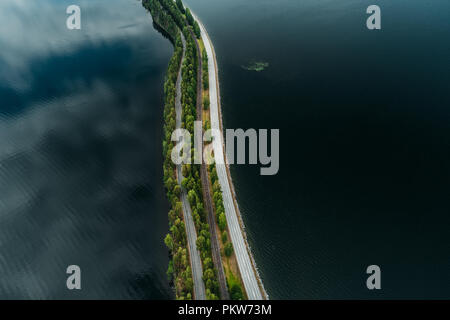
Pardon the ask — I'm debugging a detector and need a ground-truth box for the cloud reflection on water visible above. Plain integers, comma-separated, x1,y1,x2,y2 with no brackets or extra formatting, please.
0,0,173,299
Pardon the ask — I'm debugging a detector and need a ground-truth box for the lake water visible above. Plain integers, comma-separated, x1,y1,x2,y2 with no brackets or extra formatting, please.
0,0,173,299
185,0,450,298
1,0,449,299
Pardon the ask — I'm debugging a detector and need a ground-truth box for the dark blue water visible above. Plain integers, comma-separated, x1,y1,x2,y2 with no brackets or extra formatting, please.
185,0,450,298
0,0,173,299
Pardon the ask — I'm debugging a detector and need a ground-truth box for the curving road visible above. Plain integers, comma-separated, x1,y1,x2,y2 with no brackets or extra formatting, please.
175,32,206,300
191,11,267,300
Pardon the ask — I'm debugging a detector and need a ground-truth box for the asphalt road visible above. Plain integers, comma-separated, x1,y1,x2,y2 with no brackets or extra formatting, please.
175,32,206,300
192,11,266,300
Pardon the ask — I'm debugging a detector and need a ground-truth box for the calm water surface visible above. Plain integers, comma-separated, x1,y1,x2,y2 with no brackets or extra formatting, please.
185,0,450,298
0,0,173,299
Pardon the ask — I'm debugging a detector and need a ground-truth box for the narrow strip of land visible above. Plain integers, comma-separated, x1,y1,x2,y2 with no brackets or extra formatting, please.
192,11,267,300
175,32,206,300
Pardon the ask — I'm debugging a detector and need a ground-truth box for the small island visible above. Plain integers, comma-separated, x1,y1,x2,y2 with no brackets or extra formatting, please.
241,61,269,72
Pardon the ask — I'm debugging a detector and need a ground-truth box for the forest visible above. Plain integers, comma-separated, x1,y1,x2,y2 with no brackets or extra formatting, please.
143,0,221,300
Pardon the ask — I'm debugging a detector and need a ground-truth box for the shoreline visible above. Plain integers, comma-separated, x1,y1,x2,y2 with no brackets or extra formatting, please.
191,10,268,300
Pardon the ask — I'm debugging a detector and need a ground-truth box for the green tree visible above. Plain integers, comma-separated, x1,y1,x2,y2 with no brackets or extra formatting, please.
188,189,197,206
164,233,174,251
230,283,244,300
185,276,193,293
166,260,174,281
181,177,189,189
182,164,190,177
221,231,228,244
203,257,213,270
176,0,185,14
173,184,181,197
203,268,215,282
165,176,176,192
224,242,233,257
193,21,201,38
218,212,227,231
175,201,183,216
185,8,194,26
196,235,206,251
